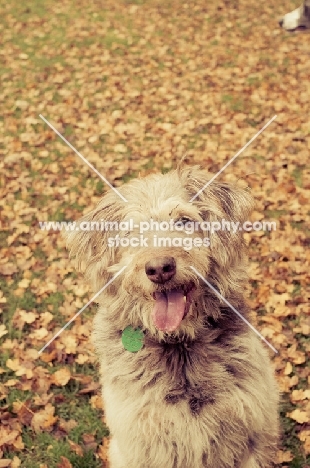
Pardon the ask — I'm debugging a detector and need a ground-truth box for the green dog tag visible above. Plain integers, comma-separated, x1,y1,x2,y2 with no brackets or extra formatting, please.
122,326,144,352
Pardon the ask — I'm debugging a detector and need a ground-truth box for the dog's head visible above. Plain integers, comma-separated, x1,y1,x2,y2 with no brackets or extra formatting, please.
279,1,310,31
64,166,254,338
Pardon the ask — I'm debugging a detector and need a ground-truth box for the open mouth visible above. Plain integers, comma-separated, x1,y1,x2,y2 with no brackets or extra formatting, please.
151,282,196,332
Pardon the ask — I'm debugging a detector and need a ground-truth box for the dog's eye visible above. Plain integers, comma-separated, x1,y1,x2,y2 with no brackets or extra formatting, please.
175,217,193,224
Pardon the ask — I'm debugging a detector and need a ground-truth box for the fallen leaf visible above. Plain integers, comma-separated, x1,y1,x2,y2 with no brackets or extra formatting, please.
56,457,72,468
51,368,71,387
31,404,58,433
68,439,83,456
288,409,309,424
0,325,8,339
0,264,18,275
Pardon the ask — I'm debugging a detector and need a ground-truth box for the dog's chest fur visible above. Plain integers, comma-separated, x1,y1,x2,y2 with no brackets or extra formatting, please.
143,336,220,415
95,311,262,467
98,304,249,415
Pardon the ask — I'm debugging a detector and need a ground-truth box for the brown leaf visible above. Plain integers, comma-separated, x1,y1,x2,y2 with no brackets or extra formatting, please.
31,404,58,433
0,264,18,275
58,418,78,433
299,430,310,455
0,461,11,468
288,409,310,424
11,457,21,468
82,433,97,451
0,325,8,339
13,401,34,426
56,457,72,468
276,450,294,463
51,369,71,387
68,439,83,456
284,362,293,376
0,428,20,447
78,382,100,395
97,438,109,464
90,395,103,410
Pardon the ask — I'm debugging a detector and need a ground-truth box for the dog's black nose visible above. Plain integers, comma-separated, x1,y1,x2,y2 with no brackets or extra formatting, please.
145,257,176,284
279,19,283,27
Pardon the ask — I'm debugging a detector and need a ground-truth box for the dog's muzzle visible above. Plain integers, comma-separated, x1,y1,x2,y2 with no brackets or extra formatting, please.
145,256,176,284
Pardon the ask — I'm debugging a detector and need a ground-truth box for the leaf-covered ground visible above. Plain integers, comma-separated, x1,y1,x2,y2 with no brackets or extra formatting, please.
0,0,309,466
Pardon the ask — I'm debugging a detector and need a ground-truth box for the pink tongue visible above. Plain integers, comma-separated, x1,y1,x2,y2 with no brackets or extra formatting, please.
152,289,185,332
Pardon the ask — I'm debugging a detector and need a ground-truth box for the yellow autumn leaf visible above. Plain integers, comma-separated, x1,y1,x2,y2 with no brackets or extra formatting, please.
17,278,31,289
284,362,293,376
52,368,71,386
288,409,309,424
31,404,58,433
6,358,20,372
113,143,127,153
0,324,8,339
0,291,7,303
19,310,38,324
276,450,294,463
299,430,310,454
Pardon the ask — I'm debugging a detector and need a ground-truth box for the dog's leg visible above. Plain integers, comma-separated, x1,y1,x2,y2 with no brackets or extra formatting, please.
109,437,126,468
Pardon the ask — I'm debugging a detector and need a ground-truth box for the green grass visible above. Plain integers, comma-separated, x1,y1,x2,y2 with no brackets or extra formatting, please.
221,94,246,112
0,231,10,247
57,399,108,443
16,430,104,468
1,0,308,466
264,209,288,219
291,166,305,188
142,159,155,170
280,399,310,467
3,373,110,468
246,76,262,86
120,171,138,183
291,283,301,297
124,0,146,4
243,153,265,160
290,221,309,234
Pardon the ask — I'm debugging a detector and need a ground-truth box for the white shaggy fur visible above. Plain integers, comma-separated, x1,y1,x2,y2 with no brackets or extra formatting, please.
280,0,310,30
65,166,279,468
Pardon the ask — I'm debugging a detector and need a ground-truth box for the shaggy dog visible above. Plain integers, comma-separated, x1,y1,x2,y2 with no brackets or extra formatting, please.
279,0,310,31
65,165,279,468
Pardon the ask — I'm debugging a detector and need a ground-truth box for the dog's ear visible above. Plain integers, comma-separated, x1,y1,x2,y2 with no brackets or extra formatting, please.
180,166,254,270
180,165,253,220
176,153,191,173
63,191,124,287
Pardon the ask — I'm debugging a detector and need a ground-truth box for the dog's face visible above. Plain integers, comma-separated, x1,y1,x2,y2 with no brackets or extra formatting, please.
65,166,253,337
279,1,310,31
